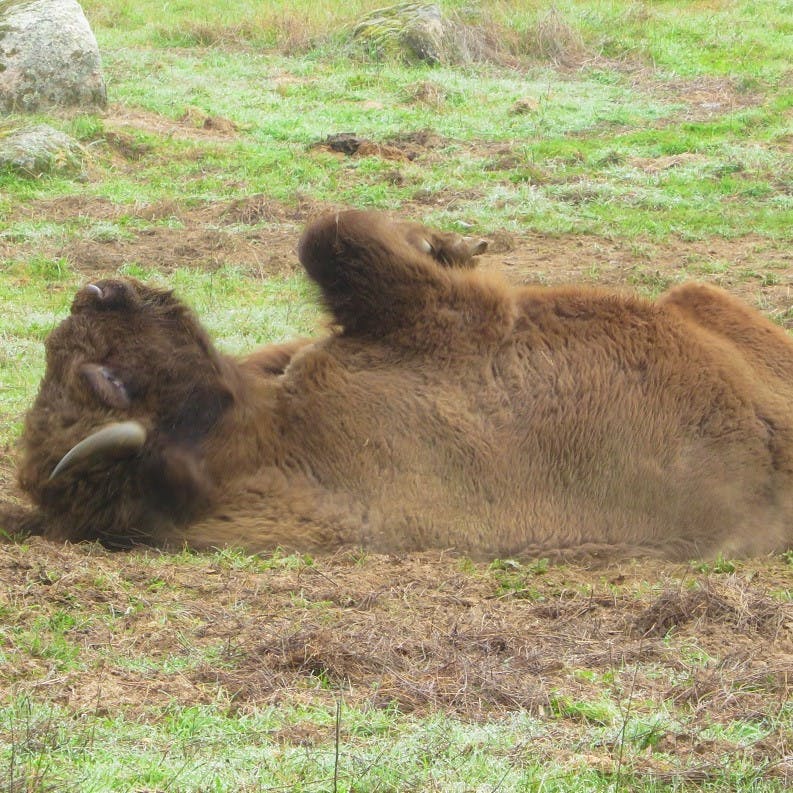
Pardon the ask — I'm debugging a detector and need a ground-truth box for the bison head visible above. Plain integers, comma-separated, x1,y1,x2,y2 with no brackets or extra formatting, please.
19,278,235,546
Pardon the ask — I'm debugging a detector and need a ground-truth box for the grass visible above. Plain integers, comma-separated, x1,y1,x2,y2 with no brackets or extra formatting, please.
4,696,698,792
1,1,792,790
1,543,791,792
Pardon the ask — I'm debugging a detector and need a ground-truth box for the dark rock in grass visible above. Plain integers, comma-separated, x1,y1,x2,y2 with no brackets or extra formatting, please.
0,123,84,177
0,0,107,112
325,132,364,155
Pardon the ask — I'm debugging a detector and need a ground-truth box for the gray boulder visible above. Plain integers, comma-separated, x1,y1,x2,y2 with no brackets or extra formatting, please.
0,0,107,112
0,123,84,176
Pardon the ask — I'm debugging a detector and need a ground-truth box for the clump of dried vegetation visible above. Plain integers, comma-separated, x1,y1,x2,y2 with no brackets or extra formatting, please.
0,538,790,785
349,2,589,67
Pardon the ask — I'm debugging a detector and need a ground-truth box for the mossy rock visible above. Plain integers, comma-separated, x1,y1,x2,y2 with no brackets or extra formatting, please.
352,2,492,65
0,0,107,112
0,123,84,177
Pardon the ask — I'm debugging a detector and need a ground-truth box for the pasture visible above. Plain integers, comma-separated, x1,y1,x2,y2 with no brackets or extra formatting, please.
1,1,791,790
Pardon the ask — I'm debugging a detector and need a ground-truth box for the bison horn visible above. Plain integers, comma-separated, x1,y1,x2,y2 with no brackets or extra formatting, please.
49,421,147,480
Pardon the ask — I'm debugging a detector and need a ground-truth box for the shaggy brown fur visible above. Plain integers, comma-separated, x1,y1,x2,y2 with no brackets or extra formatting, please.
11,211,793,560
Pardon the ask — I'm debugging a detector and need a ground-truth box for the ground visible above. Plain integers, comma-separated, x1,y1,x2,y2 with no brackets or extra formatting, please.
2,540,791,789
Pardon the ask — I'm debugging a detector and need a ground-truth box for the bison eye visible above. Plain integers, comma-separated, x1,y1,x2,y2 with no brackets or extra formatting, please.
79,363,131,410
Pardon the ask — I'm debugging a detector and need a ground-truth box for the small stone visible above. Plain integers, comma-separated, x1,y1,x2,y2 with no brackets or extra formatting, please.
0,124,84,177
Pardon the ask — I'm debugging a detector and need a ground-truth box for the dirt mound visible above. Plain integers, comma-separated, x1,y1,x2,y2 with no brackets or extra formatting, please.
633,579,788,638
315,129,447,163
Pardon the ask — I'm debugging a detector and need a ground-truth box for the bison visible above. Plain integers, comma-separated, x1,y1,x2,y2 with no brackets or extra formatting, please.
10,210,793,561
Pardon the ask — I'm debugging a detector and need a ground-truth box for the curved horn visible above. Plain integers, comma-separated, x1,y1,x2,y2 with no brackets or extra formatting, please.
49,421,147,480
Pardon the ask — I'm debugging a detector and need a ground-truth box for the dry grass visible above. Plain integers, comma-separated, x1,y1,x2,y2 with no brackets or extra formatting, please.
524,6,588,66
348,3,590,67
1,539,790,724
0,538,790,786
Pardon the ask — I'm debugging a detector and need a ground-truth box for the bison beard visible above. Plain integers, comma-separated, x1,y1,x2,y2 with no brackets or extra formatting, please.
10,210,793,560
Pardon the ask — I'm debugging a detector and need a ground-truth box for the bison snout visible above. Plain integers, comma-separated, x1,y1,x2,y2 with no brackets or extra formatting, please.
73,279,140,313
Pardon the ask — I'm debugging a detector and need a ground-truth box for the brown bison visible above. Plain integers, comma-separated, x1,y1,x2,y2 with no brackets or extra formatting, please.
11,211,793,560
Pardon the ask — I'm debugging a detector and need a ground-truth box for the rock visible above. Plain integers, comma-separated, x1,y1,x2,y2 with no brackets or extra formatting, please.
0,124,84,177
354,3,445,63
400,4,444,64
353,2,487,65
0,0,107,112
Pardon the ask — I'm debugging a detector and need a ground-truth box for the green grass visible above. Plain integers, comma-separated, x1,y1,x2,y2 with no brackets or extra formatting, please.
3,695,787,792
1,2,790,241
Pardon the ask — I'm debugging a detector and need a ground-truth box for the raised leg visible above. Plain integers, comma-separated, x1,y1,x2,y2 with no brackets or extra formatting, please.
298,210,505,345
240,338,314,375
298,210,453,336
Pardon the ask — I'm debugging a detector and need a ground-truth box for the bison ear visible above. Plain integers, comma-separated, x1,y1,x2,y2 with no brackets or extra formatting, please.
79,363,131,410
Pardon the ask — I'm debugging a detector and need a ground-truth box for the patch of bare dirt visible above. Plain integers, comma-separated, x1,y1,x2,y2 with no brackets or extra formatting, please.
638,75,764,123
0,539,789,769
475,232,793,325
63,227,295,276
103,104,241,142
1,195,335,279
628,153,707,173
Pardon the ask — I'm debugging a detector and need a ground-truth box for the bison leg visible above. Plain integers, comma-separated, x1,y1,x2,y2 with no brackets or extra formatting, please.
298,210,452,336
396,221,487,269
298,210,505,345
239,338,314,376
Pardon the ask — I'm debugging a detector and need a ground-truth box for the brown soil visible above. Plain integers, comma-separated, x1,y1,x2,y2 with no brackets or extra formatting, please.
6,193,793,322
2,195,320,278
0,539,789,781
104,104,241,142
